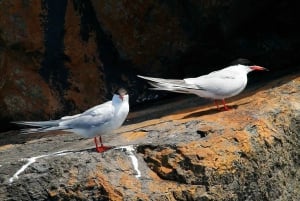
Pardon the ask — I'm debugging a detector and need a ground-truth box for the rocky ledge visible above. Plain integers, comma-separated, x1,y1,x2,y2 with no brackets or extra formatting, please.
0,73,299,201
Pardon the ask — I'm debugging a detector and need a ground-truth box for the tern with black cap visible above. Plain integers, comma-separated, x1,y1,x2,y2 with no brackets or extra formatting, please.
138,59,268,110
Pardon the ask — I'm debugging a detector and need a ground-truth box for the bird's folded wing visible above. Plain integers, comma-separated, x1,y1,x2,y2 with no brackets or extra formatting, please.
185,75,239,95
205,68,236,78
60,104,114,128
185,71,235,83
60,114,81,120
81,101,112,115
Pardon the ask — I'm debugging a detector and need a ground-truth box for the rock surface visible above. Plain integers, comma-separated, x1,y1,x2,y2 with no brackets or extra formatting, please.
0,73,299,200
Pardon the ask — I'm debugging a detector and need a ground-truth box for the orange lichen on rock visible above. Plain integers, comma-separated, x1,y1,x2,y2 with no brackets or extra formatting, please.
146,180,207,200
0,144,14,151
119,174,141,190
67,167,79,186
47,190,58,198
159,166,173,175
177,132,251,173
121,131,146,141
91,168,123,201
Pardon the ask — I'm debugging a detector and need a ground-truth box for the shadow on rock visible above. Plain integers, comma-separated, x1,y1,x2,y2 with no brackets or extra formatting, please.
182,102,250,119
0,130,65,146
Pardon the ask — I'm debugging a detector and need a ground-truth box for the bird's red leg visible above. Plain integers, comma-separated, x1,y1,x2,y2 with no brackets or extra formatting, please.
94,137,99,150
94,136,112,153
99,136,104,147
214,100,220,110
222,99,230,111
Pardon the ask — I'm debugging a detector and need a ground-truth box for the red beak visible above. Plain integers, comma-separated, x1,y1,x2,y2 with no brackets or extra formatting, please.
250,65,269,71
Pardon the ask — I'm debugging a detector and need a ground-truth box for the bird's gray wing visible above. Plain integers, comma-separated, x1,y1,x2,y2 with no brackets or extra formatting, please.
60,102,114,129
59,101,112,121
81,101,112,116
184,73,240,96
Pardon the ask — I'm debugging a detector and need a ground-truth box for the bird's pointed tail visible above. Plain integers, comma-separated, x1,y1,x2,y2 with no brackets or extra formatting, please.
137,75,203,94
147,81,192,94
12,120,67,134
12,120,59,127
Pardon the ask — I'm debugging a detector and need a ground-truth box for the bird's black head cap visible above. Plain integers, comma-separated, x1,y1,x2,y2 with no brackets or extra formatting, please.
115,88,128,96
229,58,254,66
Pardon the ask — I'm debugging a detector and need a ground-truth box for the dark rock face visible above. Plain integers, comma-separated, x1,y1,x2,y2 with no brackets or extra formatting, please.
0,1,300,129
0,74,299,200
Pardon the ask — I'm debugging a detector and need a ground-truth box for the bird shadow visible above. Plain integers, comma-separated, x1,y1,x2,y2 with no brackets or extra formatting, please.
0,130,55,146
182,101,250,119
71,147,96,153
